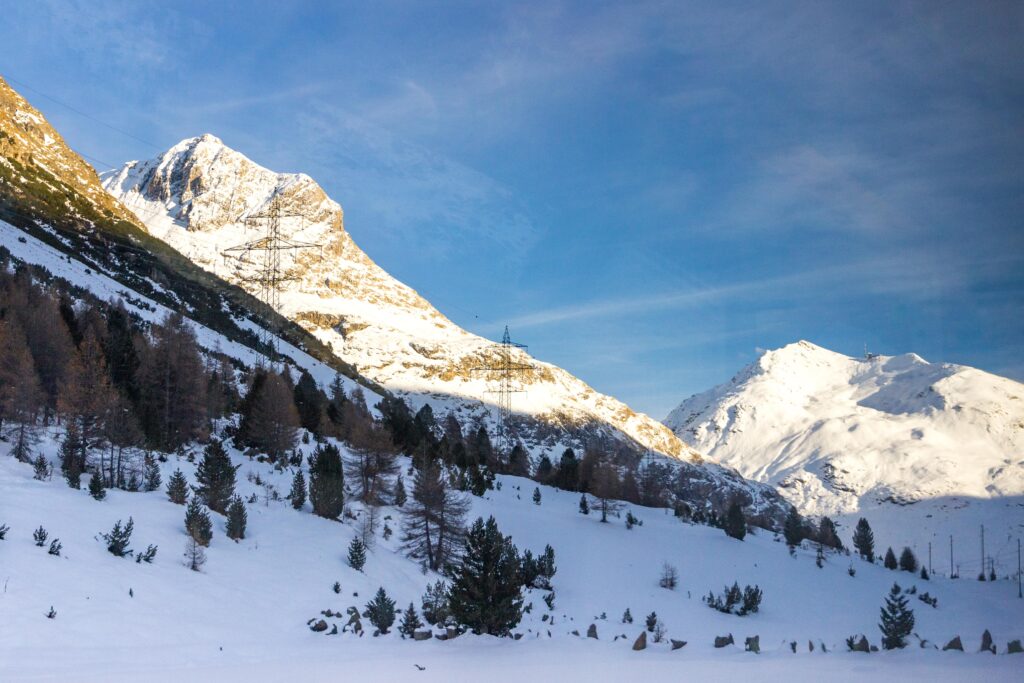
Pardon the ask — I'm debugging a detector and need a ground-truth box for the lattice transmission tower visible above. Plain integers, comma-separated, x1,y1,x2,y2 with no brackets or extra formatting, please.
221,196,321,365
472,326,534,454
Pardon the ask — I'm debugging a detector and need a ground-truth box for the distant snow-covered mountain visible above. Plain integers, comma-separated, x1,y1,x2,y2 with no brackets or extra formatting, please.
665,341,1024,546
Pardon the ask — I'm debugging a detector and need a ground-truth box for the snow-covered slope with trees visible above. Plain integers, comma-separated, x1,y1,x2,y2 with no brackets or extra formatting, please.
665,341,1024,553
101,135,692,462
2,437,1022,682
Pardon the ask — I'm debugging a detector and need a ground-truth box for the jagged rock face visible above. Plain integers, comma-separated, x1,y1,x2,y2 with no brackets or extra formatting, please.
0,76,139,226
665,340,1024,517
102,136,697,463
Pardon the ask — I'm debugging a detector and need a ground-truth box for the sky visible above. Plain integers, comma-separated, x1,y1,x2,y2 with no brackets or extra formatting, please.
2,1,1022,419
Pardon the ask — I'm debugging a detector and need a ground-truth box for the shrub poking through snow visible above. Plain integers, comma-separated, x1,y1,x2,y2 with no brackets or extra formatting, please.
659,562,679,590
705,582,762,616
103,518,134,557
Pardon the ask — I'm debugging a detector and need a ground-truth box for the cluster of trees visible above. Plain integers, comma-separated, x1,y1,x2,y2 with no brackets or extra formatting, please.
783,506,843,550
0,260,237,490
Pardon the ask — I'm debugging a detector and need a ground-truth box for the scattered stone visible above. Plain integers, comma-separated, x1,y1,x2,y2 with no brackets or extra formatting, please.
413,629,432,641
670,639,687,651
869,645,879,652
435,633,448,642
446,627,459,640
571,629,580,637
714,634,734,648
1007,639,1022,654
513,633,523,641
744,636,760,653
942,636,963,652
633,632,647,651
310,620,328,633
981,630,996,654
587,624,598,639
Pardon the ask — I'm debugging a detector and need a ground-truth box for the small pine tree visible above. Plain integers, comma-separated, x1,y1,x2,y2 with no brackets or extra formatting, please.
853,517,875,561
59,425,85,489
143,454,161,492
899,547,918,573
783,506,804,547
0,523,9,540
33,526,48,546
398,602,423,638
879,583,914,650
103,517,134,557
348,536,367,571
288,470,307,510
622,607,633,624
363,586,397,634
226,496,247,541
193,439,236,514
421,580,450,626
538,544,557,580
884,547,898,570
625,511,638,529
48,538,62,556
185,498,213,547
724,501,746,541
645,611,658,632
920,566,929,580
32,455,50,481
532,487,542,505
88,472,106,501
394,474,407,507
579,494,589,515
166,469,189,505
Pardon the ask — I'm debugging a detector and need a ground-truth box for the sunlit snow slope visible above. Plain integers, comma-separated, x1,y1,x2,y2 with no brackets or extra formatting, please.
102,135,693,462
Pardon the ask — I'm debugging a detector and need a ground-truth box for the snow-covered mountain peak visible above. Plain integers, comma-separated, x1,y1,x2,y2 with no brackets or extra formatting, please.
665,341,1024,523
103,136,707,466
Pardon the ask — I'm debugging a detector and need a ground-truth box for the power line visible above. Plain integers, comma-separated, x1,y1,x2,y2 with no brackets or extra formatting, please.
3,73,164,151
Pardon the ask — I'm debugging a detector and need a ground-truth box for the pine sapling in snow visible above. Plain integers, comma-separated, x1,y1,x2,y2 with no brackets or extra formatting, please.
579,494,589,515
48,538,62,556
88,472,106,500
363,586,396,634
645,611,658,632
103,518,134,557
622,608,633,624
884,547,898,570
166,469,189,505
853,518,875,562
879,583,915,650
184,498,213,546
393,474,407,507
347,537,367,571
421,581,450,626
533,487,541,505
33,525,47,547
398,602,423,638
143,454,161,492
226,496,247,541
0,523,8,540
184,536,206,572
288,469,306,510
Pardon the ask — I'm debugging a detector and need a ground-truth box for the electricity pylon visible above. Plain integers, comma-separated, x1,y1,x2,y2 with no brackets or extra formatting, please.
472,326,534,454
221,196,321,365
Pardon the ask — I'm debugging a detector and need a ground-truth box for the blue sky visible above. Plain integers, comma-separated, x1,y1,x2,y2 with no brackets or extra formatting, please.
3,1,1022,418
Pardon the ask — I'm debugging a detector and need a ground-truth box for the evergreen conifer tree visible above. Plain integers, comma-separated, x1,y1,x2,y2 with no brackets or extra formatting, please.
363,586,397,634
783,506,804,547
226,496,247,541
817,516,842,549
143,454,161,492
645,611,658,632
308,443,345,519
394,474,407,507
59,423,85,489
579,494,589,515
166,469,189,505
348,537,367,571
853,518,875,561
288,469,307,510
899,547,918,572
622,608,633,623
193,439,236,513
102,517,133,557
88,472,106,500
884,547,898,570
724,501,746,541
532,487,542,505
879,583,914,649
448,516,524,636
398,602,423,638
185,497,213,546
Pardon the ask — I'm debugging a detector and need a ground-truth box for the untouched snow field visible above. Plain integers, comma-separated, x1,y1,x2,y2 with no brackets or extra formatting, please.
2,433,1021,681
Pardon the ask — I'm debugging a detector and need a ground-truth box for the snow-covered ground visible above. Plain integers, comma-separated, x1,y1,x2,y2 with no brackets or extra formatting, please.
665,341,1024,557
2,432,1022,681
